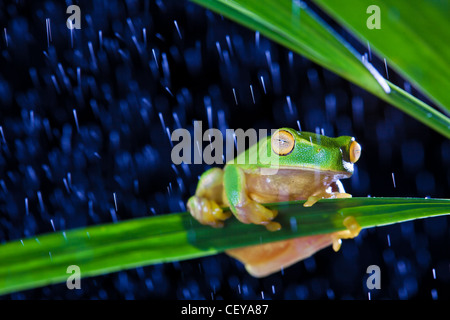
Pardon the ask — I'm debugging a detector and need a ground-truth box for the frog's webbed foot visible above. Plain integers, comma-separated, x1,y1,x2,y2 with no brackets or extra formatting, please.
331,216,362,251
187,167,231,228
234,200,281,231
187,196,231,228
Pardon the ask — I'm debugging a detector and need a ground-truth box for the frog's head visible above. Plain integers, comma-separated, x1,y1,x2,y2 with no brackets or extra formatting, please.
264,127,361,177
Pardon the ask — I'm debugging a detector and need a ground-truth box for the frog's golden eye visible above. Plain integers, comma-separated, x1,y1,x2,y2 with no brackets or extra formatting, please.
272,130,295,156
349,140,361,163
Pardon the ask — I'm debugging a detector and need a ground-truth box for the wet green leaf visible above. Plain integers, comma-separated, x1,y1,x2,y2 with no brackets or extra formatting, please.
191,0,450,138
1,197,449,295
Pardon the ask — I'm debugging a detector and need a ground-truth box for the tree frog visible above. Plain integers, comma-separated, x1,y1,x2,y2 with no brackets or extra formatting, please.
187,128,362,277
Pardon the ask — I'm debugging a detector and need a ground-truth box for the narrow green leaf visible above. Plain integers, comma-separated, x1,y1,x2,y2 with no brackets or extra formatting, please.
1,197,449,296
313,0,450,114
191,0,450,138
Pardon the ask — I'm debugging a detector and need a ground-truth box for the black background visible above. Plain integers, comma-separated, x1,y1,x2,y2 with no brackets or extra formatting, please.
0,0,449,299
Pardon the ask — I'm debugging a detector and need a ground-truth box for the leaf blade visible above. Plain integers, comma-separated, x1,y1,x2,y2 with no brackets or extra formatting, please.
191,0,450,138
313,0,450,114
1,197,450,296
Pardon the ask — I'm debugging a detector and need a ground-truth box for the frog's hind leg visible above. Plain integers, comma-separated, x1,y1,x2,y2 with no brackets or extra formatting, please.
187,168,231,228
227,216,362,278
226,234,334,278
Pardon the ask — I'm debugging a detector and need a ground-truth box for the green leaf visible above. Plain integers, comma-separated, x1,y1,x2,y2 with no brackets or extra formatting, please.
1,197,450,296
191,0,450,138
313,0,450,114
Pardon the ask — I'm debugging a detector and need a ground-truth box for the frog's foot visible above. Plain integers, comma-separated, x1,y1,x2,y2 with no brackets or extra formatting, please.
187,196,231,228
234,200,281,231
304,191,352,207
331,216,362,251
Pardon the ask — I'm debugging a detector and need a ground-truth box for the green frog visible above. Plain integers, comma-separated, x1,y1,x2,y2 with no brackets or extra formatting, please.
187,128,362,277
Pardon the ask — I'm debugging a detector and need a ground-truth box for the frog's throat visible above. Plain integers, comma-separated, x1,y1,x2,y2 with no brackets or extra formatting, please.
241,165,353,178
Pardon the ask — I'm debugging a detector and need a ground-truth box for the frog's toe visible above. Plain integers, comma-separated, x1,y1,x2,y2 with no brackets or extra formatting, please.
187,196,230,228
342,215,361,238
331,216,362,252
262,221,282,232
210,201,232,221
234,201,279,231
304,196,320,207
304,192,352,207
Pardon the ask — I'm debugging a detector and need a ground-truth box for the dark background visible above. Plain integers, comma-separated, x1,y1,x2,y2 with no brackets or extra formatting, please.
0,0,449,299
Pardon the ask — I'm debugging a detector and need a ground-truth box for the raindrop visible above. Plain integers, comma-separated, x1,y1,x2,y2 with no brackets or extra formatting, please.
250,85,255,104
404,82,411,93
265,50,272,68
286,96,293,115
215,41,222,61
3,28,8,47
158,112,166,131
174,20,182,39
88,41,98,70
290,217,297,232
98,30,103,48
51,75,60,94
142,28,147,47
232,88,238,105
225,35,233,56
113,192,118,211
152,49,159,68
384,58,389,79
46,18,52,47
131,35,141,54
260,76,266,94
110,207,118,223
0,126,6,144
73,109,79,132
431,289,438,300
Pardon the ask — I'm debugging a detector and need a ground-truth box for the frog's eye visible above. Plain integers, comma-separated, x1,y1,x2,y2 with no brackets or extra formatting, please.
272,130,295,156
349,140,361,163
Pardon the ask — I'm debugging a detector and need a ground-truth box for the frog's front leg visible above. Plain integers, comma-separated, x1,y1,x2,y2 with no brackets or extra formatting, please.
223,165,281,231
187,168,231,228
304,180,351,207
